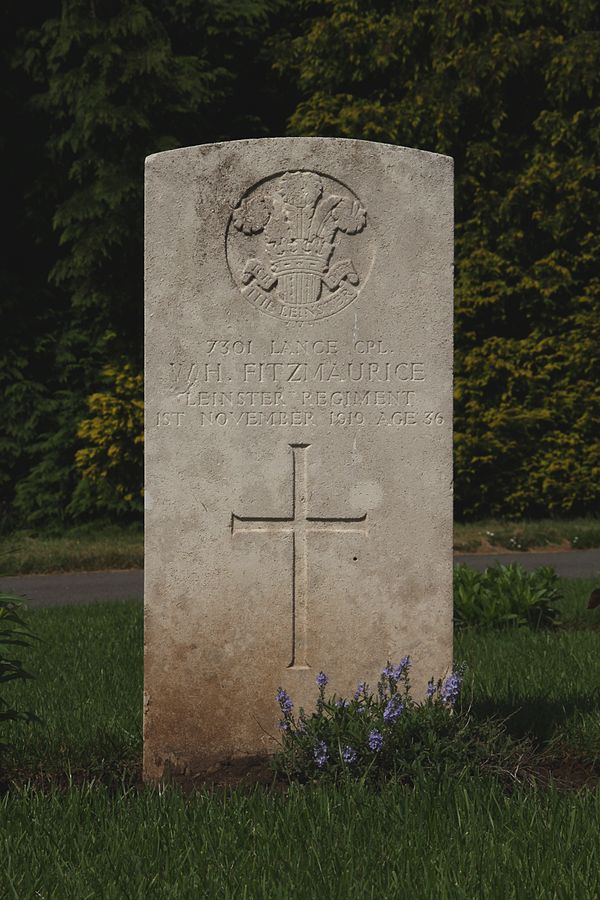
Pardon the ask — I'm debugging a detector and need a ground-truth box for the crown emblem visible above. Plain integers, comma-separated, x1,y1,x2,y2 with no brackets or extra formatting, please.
229,171,368,321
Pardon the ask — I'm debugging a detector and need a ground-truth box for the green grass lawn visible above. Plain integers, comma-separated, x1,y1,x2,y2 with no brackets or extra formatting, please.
3,780,599,899
1,580,599,897
2,518,599,575
0,523,144,576
453,516,600,552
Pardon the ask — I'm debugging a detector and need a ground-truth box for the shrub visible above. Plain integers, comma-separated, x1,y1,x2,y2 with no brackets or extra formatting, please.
71,364,143,518
0,594,37,751
454,563,562,630
273,660,521,785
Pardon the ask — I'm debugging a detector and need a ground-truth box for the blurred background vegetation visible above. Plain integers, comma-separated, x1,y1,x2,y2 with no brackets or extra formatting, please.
1,0,598,531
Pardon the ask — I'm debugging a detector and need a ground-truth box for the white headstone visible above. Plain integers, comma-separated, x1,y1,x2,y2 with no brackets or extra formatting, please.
144,138,453,780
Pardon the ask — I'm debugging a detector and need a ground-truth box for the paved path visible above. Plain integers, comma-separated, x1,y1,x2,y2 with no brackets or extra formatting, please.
0,569,144,608
454,549,600,577
1,550,599,608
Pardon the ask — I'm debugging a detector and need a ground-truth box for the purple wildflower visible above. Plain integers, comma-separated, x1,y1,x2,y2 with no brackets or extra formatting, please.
316,671,329,688
392,656,411,680
441,672,462,706
381,663,394,679
368,729,384,752
336,698,350,708
426,678,436,699
342,746,357,765
354,681,367,700
313,740,329,768
383,696,404,723
278,719,291,732
276,688,293,716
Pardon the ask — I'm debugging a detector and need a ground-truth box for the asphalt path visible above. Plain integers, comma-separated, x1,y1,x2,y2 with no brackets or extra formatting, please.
0,569,144,608
454,549,600,577
1,550,599,609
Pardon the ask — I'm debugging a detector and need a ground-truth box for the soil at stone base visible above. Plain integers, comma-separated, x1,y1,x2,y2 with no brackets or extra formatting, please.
2,754,598,796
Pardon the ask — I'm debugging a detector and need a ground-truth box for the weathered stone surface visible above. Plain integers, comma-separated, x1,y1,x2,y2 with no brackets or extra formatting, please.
144,138,453,781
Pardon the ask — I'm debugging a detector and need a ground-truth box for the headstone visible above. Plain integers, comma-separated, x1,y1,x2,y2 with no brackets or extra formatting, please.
144,138,453,781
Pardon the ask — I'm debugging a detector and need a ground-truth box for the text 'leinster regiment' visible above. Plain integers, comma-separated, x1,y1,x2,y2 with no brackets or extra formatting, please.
178,389,417,409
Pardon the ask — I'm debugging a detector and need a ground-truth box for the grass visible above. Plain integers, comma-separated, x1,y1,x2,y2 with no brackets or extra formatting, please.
1,580,599,897
1,518,598,576
454,577,600,756
552,576,600,629
2,601,142,776
457,628,600,754
0,523,143,576
2,780,600,898
454,517,600,552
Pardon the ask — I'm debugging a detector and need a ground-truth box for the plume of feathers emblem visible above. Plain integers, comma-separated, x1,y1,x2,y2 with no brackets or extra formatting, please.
232,172,366,307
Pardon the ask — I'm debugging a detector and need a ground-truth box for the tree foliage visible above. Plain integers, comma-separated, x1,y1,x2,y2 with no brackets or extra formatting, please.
2,0,284,529
271,0,600,518
1,0,598,527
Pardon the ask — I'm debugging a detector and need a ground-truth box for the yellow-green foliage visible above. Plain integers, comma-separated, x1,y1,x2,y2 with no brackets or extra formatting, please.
273,0,600,519
74,365,143,515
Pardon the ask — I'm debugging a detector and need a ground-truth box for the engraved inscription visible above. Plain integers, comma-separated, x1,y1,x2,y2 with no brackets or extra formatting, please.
163,338,444,429
226,171,370,321
241,361,424,383
155,411,185,426
231,444,367,669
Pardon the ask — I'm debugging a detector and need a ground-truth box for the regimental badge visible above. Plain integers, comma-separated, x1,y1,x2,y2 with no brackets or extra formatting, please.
226,171,369,322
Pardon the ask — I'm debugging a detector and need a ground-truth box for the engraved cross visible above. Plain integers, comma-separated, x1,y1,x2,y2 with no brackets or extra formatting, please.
231,443,368,669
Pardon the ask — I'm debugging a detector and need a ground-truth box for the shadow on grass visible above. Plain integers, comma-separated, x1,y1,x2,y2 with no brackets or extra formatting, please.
470,695,600,746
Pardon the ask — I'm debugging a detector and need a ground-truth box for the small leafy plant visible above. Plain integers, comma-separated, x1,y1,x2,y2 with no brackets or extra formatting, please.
454,563,562,629
0,593,37,751
273,659,519,785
